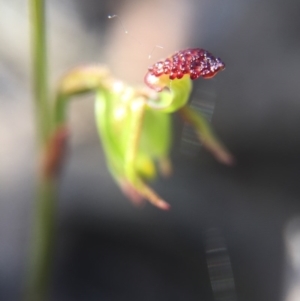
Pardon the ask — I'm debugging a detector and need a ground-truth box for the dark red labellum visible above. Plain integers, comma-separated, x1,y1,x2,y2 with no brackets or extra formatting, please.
147,48,225,81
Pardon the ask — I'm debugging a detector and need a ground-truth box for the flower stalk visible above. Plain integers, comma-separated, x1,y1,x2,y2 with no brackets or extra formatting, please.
26,0,56,300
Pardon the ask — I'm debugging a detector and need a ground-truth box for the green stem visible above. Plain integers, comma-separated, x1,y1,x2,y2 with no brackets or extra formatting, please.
26,0,56,300
30,0,51,145
26,178,56,301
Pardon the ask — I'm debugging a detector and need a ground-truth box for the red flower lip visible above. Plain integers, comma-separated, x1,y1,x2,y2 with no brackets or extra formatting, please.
147,48,225,81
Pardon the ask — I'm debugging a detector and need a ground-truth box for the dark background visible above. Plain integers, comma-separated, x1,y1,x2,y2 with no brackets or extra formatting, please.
1,0,300,300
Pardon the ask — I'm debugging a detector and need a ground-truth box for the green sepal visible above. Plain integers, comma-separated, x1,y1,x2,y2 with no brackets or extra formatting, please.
94,86,173,183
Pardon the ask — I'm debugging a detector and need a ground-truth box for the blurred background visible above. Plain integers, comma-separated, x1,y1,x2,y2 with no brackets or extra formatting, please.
1,0,300,300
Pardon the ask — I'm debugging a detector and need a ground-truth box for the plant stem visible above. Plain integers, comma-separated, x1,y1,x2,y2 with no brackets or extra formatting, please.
30,0,51,145
26,0,56,300
26,178,56,301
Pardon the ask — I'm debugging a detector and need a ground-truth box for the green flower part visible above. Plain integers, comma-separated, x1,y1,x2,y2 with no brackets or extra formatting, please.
54,49,233,210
